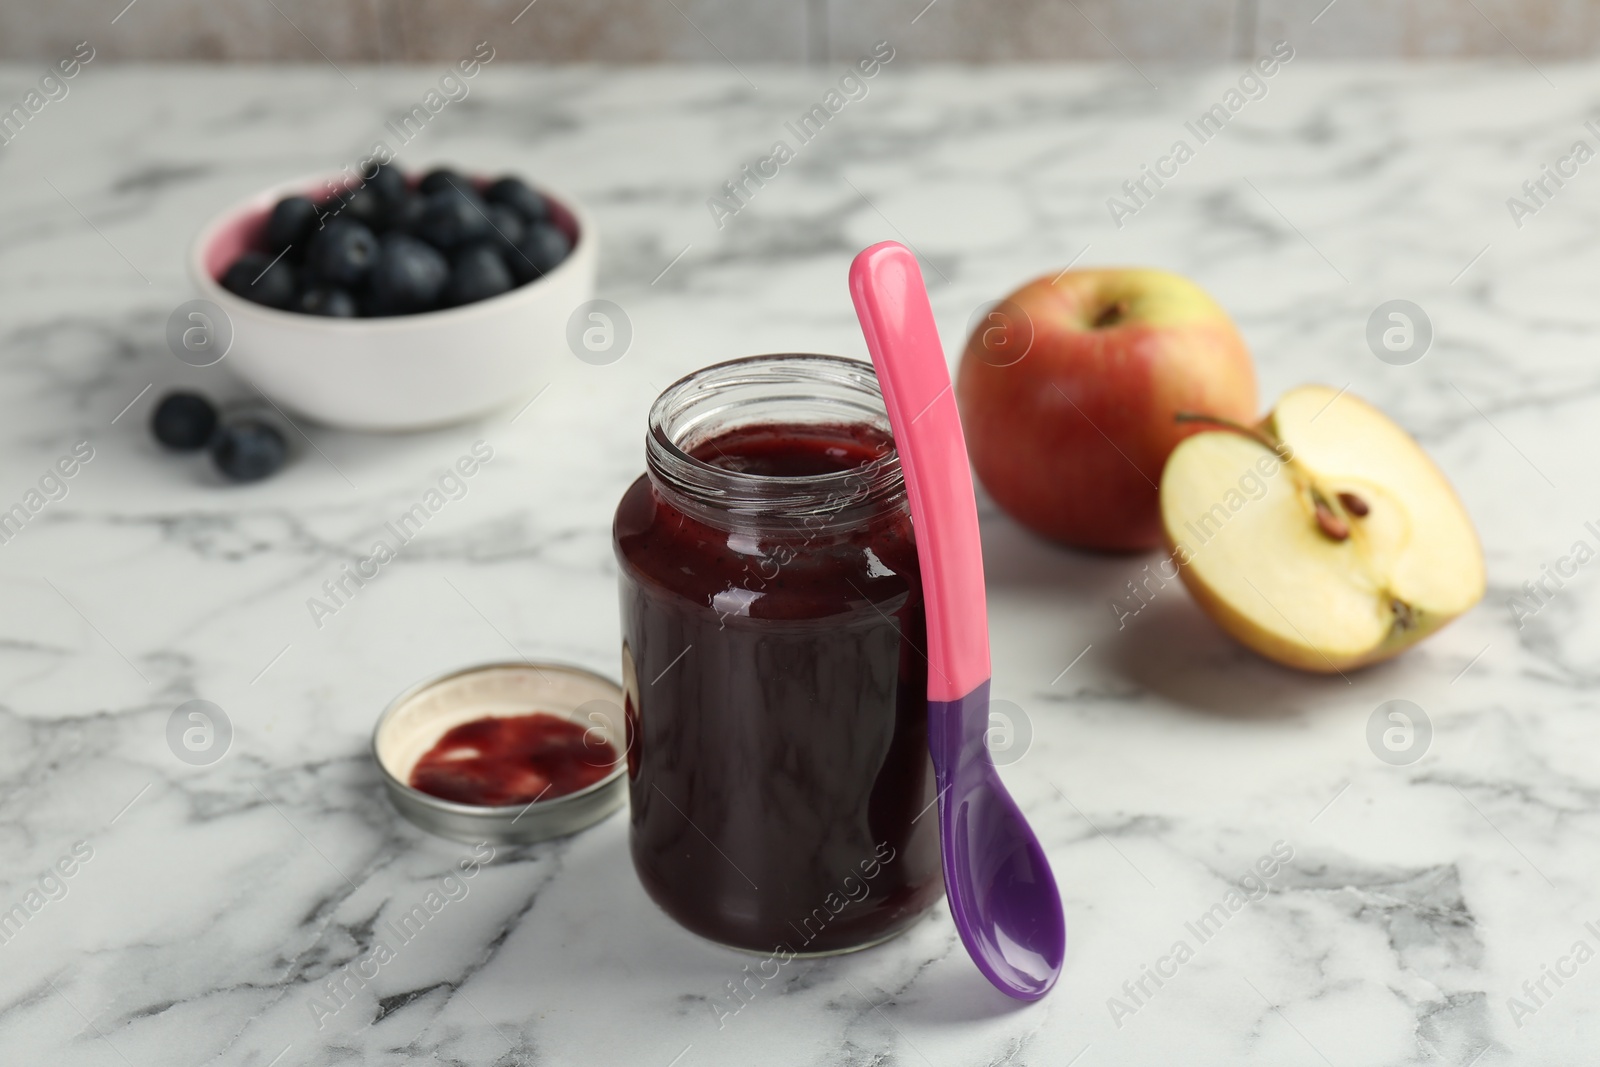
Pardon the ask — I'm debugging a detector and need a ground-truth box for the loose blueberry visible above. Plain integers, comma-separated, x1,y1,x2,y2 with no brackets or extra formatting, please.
485,177,550,224
483,203,526,251
415,186,493,251
419,167,469,196
151,392,218,451
210,417,288,483
222,251,298,309
296,286,359,317
366,233,450,316
508,222,572,284
445,244,515,306
305,219,379,288
264,196,320,256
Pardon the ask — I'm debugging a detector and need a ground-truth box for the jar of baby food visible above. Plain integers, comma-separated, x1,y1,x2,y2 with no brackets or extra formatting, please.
613,354,943,954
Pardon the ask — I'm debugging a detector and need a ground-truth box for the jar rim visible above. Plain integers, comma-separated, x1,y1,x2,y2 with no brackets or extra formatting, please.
645,353,905,523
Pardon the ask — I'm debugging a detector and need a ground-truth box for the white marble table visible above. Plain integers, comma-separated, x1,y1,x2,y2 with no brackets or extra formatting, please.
0,57,1594,1066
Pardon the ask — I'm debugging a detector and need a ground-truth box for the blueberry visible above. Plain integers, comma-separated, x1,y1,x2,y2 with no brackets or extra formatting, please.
296,286,359,317
264,196,320,255
445,244,515,306
485,177,550,224
484,203,526,251
366,233,450,316
387,194,427,235
254,257,299,307
419,167,469,196
367,163,409,214
339,184,384,228
151,392,217,451
222,251,298,309
415,186,493,251
305,219,379,288
222,252,269,295
508,222,572,284
210,417,288,482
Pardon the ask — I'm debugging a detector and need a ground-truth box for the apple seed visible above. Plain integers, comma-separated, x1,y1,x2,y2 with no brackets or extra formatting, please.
1337,491,1370,517
1313,498,1350,541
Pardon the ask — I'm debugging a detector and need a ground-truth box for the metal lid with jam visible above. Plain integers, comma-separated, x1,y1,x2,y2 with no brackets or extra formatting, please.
372,662,627,844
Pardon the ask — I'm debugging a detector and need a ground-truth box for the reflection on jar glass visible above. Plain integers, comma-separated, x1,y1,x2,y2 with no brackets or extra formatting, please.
613,354,943,955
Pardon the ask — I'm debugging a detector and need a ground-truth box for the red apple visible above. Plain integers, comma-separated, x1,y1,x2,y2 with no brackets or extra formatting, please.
957,268,1257,552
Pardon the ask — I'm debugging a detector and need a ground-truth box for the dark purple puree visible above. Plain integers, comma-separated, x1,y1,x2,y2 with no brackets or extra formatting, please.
409,713,616,807
614,422,943,953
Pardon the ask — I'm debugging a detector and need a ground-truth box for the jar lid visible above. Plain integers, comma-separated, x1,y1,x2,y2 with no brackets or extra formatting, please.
371,661,628,844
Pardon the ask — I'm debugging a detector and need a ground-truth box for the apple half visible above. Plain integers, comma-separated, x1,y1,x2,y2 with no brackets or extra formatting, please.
1158,385,1484,672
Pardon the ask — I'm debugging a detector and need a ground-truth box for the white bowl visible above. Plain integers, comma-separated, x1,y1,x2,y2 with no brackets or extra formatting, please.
188,172,597,431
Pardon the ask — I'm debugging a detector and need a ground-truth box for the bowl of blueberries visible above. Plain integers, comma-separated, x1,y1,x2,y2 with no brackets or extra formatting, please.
189,164,596,431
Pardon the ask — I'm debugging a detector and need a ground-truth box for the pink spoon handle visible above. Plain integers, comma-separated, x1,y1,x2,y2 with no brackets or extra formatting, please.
848,242,989,703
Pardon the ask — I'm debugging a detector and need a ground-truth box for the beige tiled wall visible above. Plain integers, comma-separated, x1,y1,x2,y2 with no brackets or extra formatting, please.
832,0,1242,63
0,0,1594,61
1253,0,1600,59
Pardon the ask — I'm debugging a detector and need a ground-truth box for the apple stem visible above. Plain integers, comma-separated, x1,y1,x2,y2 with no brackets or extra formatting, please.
1175,412,1365,543
1092,300,1128,329
1172,411,1290,459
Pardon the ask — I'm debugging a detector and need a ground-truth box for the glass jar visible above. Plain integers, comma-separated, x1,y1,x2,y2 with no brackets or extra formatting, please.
613,353,943,955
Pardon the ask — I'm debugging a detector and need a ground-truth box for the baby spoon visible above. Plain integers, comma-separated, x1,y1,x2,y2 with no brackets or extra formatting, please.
849,241,1065,1000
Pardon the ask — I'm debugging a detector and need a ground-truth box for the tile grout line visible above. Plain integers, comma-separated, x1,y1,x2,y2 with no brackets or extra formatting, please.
808,0,829,65
1232,0,1259,60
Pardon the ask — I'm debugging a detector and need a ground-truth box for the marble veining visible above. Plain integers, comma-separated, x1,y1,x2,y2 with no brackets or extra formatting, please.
0,57,1598,1065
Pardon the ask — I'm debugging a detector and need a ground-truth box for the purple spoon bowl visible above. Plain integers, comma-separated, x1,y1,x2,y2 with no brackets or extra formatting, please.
933,683,1066,998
